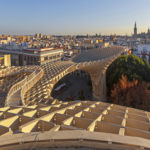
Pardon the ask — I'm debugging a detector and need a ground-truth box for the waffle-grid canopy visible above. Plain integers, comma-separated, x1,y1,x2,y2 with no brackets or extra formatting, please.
0,101,150,149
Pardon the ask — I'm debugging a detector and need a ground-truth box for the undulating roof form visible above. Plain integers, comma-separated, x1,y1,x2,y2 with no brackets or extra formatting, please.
73,47,121,62
1,47,150,149
0,101,150,149
23,61,74,105
2,47,123,107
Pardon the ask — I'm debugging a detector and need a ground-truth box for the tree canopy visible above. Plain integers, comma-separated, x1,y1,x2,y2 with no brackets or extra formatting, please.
106,55,150,96
110,75,149,111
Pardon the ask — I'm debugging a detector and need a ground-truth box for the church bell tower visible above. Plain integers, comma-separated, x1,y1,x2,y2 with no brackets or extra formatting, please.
134,22,137,37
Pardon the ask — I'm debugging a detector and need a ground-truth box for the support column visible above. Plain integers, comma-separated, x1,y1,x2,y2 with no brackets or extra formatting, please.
90,68,107,101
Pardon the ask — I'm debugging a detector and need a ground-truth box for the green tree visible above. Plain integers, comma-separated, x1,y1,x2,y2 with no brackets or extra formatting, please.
106,55,150,96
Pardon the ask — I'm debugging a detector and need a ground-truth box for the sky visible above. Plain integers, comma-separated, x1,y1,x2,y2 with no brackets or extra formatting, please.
0,0,150,35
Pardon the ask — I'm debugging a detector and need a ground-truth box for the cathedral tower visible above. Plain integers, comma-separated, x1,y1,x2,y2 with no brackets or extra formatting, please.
134,22,137,37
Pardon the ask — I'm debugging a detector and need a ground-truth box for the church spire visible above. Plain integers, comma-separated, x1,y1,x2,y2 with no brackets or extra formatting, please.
135,22,137,28
148,28,150,34
134,21,137,37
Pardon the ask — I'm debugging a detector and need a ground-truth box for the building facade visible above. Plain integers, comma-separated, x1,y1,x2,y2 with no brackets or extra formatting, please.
0,47,64,66
0,54,11,66
23,47,64,65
